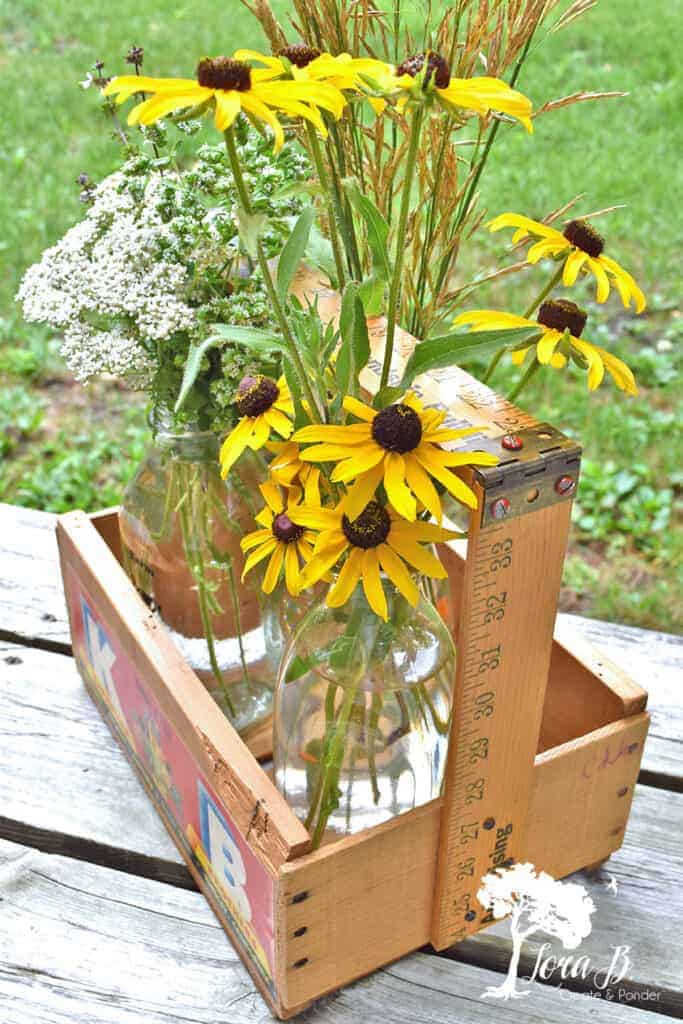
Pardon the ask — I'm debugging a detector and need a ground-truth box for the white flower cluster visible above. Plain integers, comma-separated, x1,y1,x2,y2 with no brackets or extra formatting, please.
16,172,196,385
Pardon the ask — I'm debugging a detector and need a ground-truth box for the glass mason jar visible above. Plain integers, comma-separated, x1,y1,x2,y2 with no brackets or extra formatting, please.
273,581,456,847
119,411,274,736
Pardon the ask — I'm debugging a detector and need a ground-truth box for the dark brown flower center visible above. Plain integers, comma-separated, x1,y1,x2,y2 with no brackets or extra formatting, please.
563,219,604,258
272,512,303,544
236,374,279,417
537,299,587,338
396,51,451,89
196,57,252,92
278,44,321,69
371,403,423,454
342,501,391,549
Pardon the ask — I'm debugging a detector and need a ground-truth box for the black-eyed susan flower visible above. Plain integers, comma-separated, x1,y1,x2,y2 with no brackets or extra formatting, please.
102,53,347,152
454,300,638,394
290,499,459,620
488,212,646,313
373,51,533,132
293,393,498,522
266,441,322,507
236,46,390,94
241,480,316,595
220,374,294,478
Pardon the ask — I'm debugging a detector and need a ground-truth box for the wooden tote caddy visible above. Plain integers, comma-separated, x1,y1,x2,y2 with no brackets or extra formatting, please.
57,274,649,1017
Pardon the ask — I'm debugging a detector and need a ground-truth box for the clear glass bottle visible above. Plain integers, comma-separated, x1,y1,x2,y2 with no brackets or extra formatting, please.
119,412,273,736
273,581,456,847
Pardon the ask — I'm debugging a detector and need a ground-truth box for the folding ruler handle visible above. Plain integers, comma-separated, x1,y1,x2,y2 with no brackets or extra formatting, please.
431,440,579,950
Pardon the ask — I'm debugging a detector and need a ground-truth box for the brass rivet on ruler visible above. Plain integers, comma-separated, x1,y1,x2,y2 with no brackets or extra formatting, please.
490,497,511,519
465,910,477,922
483,817,496,830
627,742,639,754
555,475,576,496
501,433,524,451
617,786,628,797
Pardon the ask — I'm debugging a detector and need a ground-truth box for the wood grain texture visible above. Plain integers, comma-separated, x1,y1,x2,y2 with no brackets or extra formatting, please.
0,502,70,652
432,499,574,949
0,837,667,1024
57,510,309,874
0,638,187,884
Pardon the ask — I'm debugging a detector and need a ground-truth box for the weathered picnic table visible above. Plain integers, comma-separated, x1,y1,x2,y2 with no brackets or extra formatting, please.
1,499,681,1023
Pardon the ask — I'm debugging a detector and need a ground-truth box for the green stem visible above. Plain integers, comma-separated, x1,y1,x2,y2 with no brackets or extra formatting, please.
223,127,323,423
310,680,359,848
508,356,541,403
177,464,236,717
523,264,564,318
380,103,425,390
367,692,382,805
410,115,454,335
481,347,505,384
482,263,564,389
305,123,347,290
225,555,251,694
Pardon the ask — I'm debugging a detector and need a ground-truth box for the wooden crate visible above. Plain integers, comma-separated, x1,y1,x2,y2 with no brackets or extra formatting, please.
56,516,648,1014
55,317,648,1015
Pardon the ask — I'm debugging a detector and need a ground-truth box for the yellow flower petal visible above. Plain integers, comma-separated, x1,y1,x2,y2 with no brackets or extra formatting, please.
342,462,385,522
383,452,417,521
537,328,563,365
487,213,564,243
294,423,370,445
259,479,283,513
263,544,285,593
404,456,442,521
241,537,278,580
327,548,363,607
361,549,388,620
588,258,611,304
378,544,419,606
453,309,537,332
415,449,479,510
241,528,273,552
264,406,294,439
600,255,646,313
284,543,301,596
300,538,348,587
563,249,588,286
527,238,569,265
219,417,253,478
239,91,285,152
128,90,207,125
569,337,605,391
331,446,385,484
214,91,242,131
342,395,376,421
288,506,339,531
386,533,448,579
247,415,270,451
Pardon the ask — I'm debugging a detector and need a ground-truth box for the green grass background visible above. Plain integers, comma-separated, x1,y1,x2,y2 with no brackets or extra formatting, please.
1,0,681,631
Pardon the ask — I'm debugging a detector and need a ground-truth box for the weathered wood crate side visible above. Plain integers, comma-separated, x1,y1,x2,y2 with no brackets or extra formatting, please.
56,510,309,1017
273,680,649,1015
56,508,648,1018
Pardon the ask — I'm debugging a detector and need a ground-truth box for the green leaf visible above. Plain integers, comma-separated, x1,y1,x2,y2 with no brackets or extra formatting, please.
358,274,385,317
207,323,288,353
174,324,287,412
373,385,404,410
236,207,267,258
305,223,337,285
337,282,371,396
347,185,390,281
174,336,223,414
401,327,542,387
277,206,315,303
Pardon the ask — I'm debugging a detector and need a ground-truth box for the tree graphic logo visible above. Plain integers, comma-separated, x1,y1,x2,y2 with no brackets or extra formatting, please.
476,862,596,1000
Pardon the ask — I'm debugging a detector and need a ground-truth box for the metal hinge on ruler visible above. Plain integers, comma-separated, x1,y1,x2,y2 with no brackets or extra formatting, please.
475,424,582,527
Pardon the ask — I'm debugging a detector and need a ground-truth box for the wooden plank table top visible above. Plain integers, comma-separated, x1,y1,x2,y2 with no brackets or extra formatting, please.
1,501,681,1023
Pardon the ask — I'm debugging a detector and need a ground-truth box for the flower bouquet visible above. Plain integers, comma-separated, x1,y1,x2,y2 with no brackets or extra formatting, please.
19,0,645,847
